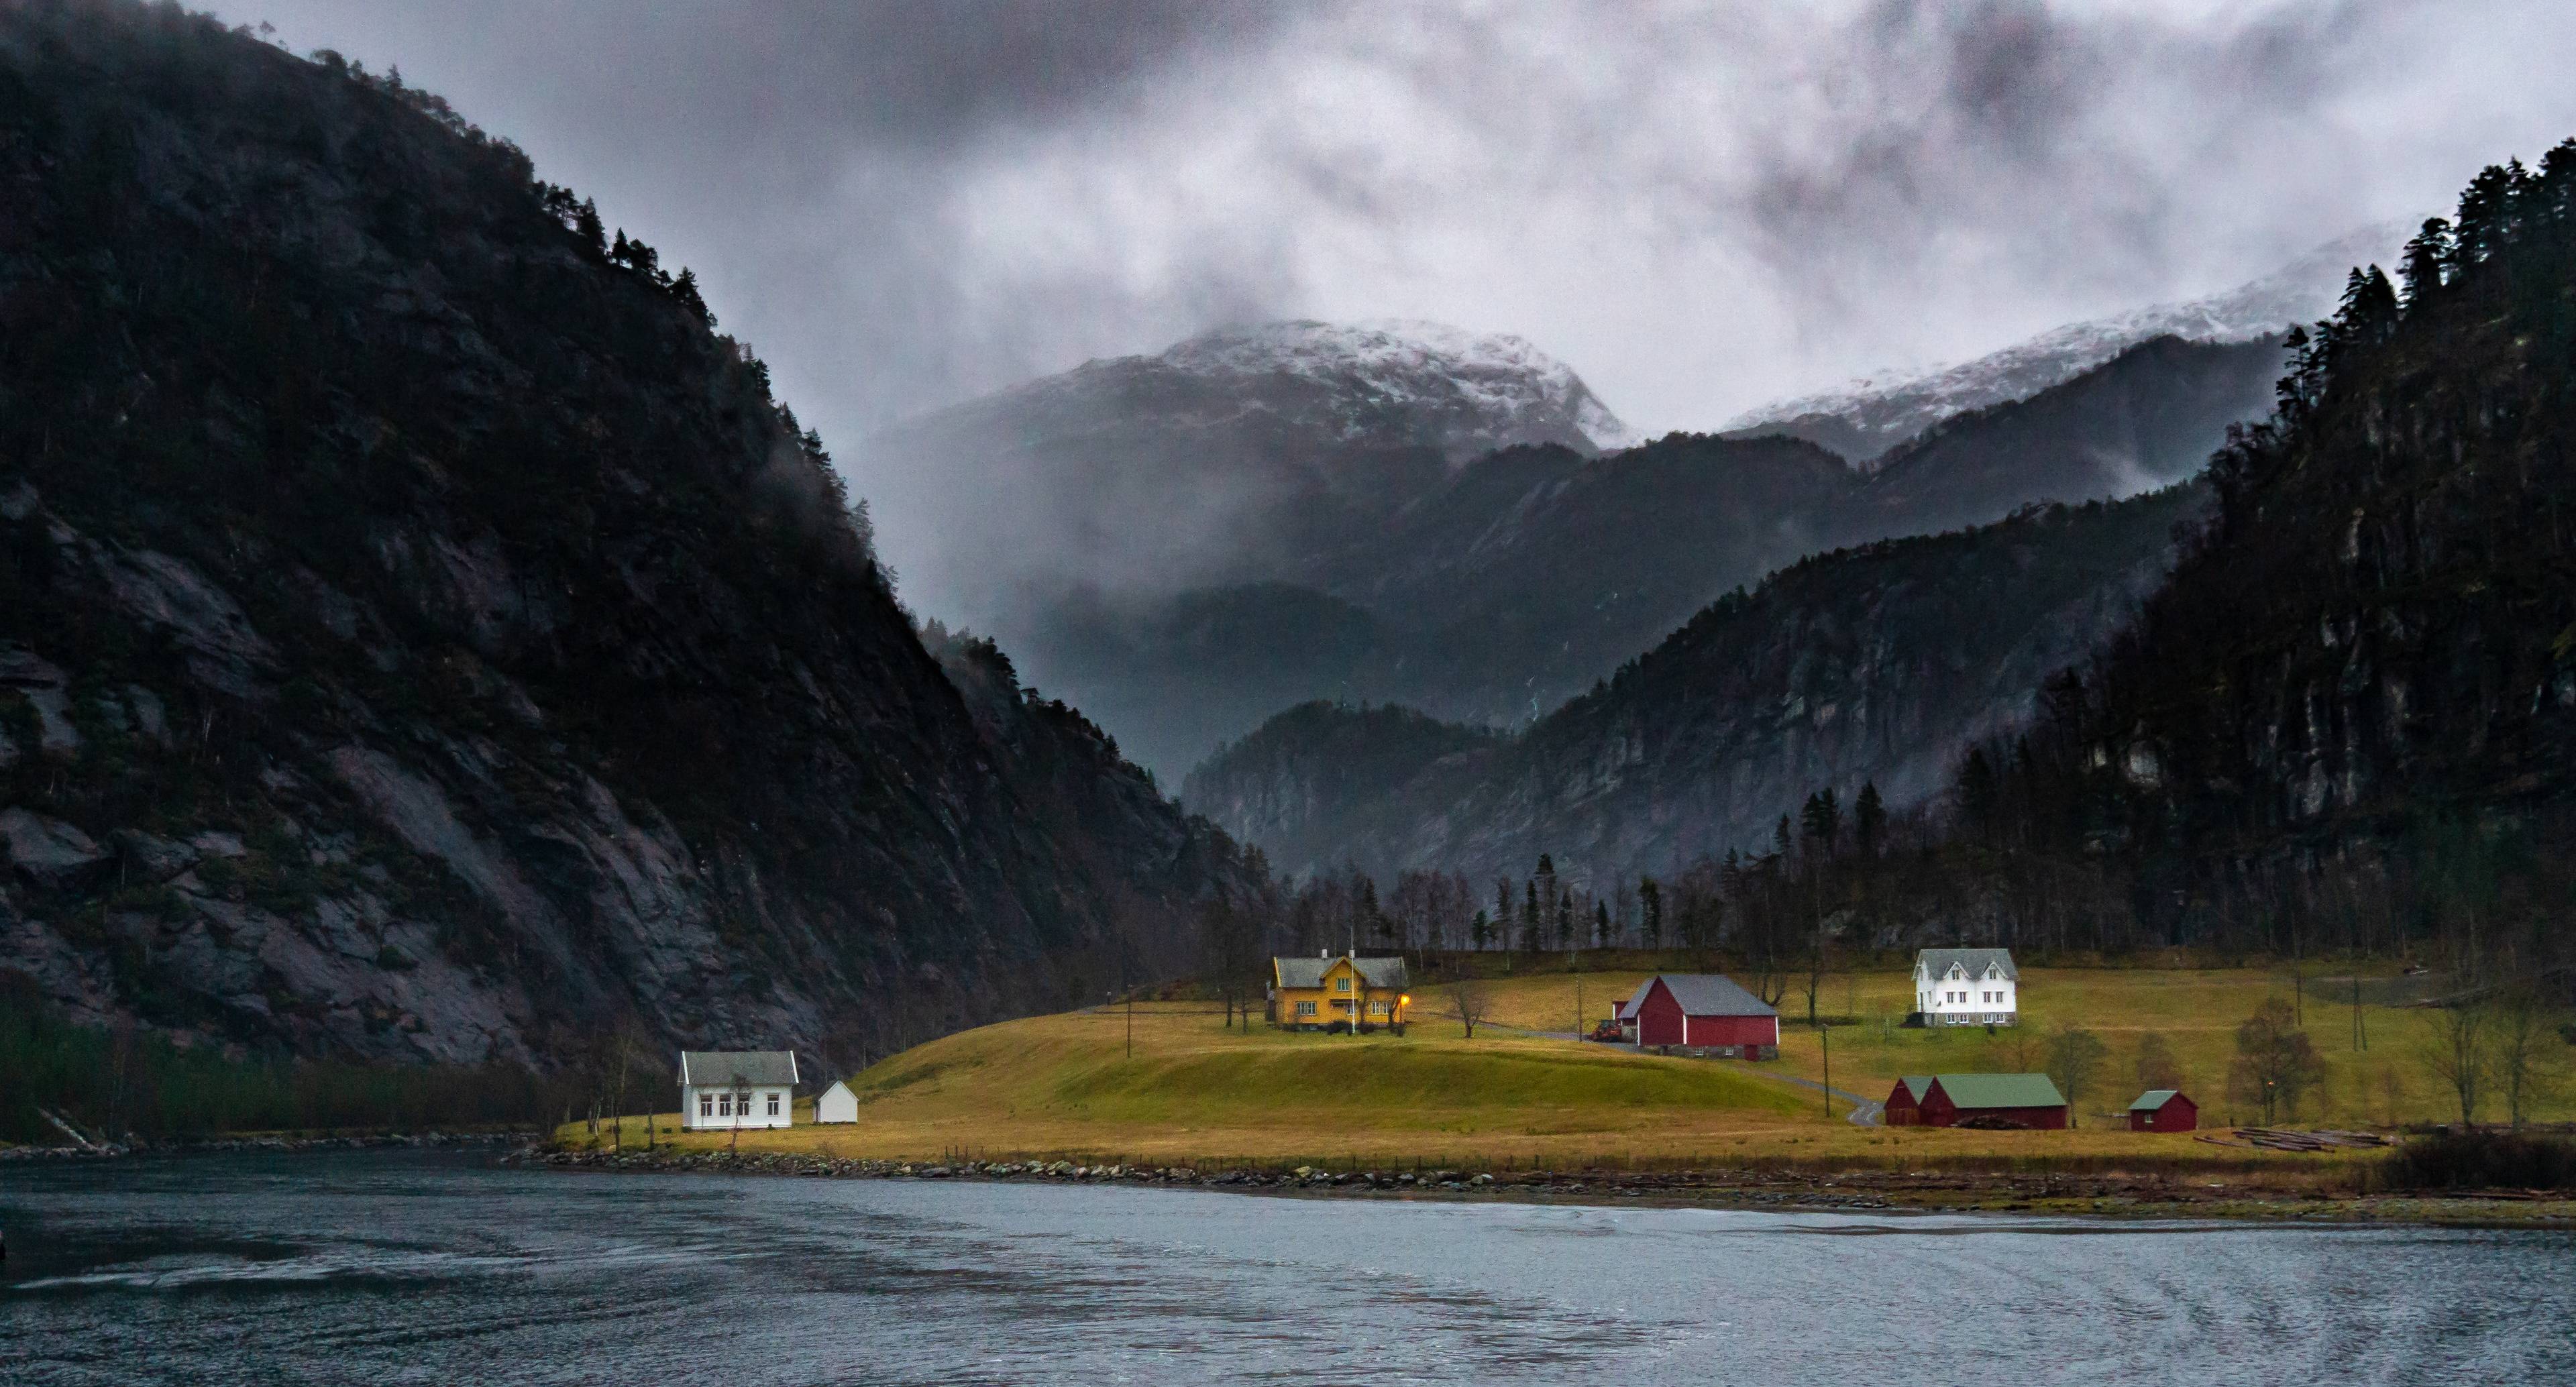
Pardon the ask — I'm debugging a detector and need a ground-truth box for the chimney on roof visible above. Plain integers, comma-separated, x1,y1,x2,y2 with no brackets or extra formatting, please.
1320,948,1328,959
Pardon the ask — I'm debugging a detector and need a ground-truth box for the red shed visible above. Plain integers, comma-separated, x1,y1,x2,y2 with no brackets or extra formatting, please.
1884,1076,1935,1125
1888,1073,2068,1129
2127,1089,2198,1132
1622,975,1779,1058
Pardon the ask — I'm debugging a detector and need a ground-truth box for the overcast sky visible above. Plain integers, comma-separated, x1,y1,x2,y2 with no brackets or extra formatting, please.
208,1,2576,467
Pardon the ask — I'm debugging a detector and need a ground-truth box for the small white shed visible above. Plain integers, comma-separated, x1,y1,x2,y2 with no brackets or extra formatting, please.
814,1078,859,1124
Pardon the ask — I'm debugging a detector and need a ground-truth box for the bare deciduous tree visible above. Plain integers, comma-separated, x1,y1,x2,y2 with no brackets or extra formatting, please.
2228,998,2326,1123
2489,984,2561,1129
2418,1001,2492,1126
1444,977,1497,1040
2045,1024,2110,1122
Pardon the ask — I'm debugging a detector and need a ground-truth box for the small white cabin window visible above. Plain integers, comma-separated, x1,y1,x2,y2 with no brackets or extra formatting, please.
767,1093,781,1117
718,1093,733,1117
698,1093,712,1118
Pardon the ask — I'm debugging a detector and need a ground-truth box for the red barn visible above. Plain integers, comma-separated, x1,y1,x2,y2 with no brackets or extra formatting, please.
1884,1076,1935,1125
1622,975,1779,1058
1883,1073,2068,1129
2127,1089,2198,1131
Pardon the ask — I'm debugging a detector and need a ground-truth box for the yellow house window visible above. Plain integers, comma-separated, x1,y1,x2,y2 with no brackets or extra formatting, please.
1336,977,1351,993
1296,1001,1317,1017
1371,1001,1389,1015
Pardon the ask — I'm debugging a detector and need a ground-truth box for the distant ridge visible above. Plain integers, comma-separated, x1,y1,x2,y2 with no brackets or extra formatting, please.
1726,223,2411,465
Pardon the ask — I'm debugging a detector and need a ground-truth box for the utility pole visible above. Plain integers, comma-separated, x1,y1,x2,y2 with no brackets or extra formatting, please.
1820,1022,1833,1122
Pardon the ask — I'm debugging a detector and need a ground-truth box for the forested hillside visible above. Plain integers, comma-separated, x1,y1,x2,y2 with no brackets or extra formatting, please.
1214,143,2576,983
1976,142,2576,960
0,3,1256,1080
887,302,2296,779
1186,488,2200,883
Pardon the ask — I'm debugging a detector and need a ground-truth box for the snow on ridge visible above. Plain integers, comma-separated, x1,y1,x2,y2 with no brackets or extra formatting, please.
1727,223,2412,459
1163,319,1636,453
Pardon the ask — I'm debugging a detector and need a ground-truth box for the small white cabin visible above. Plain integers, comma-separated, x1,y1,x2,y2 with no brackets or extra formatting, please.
680,1050,800,1130
1913,948,2019,1026
814,1079,858,1125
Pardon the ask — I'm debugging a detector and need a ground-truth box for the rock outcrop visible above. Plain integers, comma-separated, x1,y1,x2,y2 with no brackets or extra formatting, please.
0,5,1253,1070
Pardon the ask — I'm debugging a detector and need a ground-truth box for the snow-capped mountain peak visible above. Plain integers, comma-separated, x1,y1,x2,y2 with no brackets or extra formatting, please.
1160,319,1640,456
1727,223,2412,465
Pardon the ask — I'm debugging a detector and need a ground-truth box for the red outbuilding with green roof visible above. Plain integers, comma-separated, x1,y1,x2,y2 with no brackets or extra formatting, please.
1882,1073,2068,1129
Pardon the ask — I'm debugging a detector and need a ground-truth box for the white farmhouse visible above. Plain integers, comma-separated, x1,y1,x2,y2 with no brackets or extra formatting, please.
679,1050,800,1130
814,1078,859,1125
1912,948,2019,1026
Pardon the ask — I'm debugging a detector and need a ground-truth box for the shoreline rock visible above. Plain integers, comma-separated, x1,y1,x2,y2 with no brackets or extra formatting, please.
0,1130,523,1162
505,1146,2574,1226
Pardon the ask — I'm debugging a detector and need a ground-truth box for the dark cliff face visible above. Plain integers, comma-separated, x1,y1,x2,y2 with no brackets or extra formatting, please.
2059,150,2576,856
0,5,1250,1068
1186,488,2202,884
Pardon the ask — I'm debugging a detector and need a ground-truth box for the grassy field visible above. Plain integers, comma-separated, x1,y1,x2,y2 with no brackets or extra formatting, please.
576,1003,1830,1167
1417,963,2576,1129
554,962,2564,1176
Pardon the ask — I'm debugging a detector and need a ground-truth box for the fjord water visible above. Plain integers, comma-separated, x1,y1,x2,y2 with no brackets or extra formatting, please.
3,1152,2569,1385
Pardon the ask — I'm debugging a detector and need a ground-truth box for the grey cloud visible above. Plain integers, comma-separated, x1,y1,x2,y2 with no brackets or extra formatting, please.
206,0,2576,622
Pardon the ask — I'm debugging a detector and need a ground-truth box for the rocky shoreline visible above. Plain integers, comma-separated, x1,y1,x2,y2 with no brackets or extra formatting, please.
0,1131,523,1162
514,1146,2576,1226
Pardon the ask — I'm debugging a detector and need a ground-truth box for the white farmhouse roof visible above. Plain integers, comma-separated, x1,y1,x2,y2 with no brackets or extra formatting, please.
680,1050,800,1087
1914,948,2018,982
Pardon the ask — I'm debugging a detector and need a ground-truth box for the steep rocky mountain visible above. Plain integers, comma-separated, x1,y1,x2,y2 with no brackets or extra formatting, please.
1725,225,2403,465
867,317,1640,776
2021,145,2576,869
0,5,1254,1071
1335,433,1853,726
1185,486,2204,883
1833,335,2280,542
963,327,2286,778
869,318,1635,622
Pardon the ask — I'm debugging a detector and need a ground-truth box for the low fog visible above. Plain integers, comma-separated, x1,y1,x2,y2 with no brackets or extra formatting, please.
208,0,2576,623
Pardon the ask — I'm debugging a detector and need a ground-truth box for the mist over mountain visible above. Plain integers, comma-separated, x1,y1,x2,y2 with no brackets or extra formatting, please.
894,293,2298,779
1185,487,2202,885
871,319,1633,620
0,5,1254,1072
1725,227,2404,466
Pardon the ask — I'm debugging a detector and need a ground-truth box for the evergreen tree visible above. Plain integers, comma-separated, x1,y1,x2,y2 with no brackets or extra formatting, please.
1470,908,1493,952
2399,216,2454,308
1555,887,1574,950
670,266,715,328
1639,877,1664,949
1854,781,1886,857
1593,899,1613,949
1519,880,1541,952
1801,787,1841,857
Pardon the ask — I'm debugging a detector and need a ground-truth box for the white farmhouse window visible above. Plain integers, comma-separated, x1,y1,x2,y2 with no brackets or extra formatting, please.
698,1093,712,1118
767,1093,781,1117
718,1093,733,1117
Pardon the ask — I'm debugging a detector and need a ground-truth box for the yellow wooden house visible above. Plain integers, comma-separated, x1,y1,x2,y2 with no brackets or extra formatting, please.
1269,952,1411,1033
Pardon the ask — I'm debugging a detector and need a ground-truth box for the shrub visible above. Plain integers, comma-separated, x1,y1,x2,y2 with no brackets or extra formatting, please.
2376,1131,2576,1192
